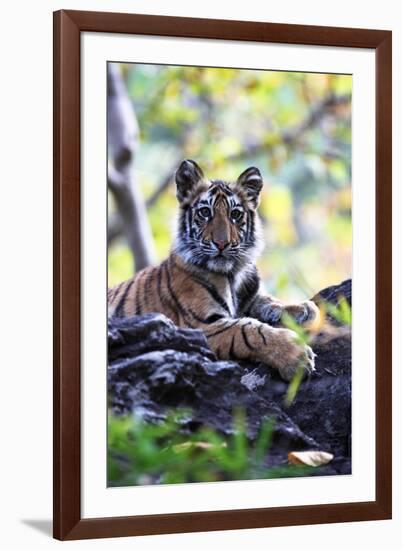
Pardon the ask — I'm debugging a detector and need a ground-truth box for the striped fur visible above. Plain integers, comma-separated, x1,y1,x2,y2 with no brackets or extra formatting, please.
108,160,319,381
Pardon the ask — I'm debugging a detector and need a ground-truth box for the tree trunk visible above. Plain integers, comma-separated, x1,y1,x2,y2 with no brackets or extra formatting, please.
107,64,155,273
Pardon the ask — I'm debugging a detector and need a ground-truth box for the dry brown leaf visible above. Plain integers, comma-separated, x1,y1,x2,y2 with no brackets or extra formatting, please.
288,450,334,467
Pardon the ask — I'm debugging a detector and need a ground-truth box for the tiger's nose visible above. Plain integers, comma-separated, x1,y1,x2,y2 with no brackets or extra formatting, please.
213,239,229,251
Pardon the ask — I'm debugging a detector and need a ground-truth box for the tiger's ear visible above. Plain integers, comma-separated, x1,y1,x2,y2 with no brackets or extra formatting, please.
236,166,263,208
175,160,204,203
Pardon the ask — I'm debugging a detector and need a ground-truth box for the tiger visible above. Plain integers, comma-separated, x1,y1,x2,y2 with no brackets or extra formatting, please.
108,159,319,381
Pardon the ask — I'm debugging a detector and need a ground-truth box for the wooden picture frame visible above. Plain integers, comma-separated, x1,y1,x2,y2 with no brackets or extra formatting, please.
53,9,392,540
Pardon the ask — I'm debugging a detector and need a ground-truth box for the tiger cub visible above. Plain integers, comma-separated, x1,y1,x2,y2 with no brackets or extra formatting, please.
108,160,319,381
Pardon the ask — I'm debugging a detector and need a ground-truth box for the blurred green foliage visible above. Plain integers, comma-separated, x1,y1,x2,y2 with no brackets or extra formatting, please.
108,63,352,300
108,410,312,486
325,296,352,326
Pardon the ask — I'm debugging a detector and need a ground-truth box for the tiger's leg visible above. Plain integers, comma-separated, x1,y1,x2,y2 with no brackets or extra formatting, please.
248,294,320,328
202,317,315,381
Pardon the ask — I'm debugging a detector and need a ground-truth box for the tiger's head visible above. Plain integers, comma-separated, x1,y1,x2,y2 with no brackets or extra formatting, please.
173,159,264,275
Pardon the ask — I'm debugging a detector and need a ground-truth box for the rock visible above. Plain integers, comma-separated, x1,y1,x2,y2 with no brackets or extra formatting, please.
108,279,352,477
313,278,351,305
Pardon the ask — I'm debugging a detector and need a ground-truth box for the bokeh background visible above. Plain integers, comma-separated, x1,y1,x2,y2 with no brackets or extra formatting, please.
108,62,352,301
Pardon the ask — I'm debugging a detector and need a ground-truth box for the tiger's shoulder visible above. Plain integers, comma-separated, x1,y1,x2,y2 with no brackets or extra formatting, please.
108,256,199,323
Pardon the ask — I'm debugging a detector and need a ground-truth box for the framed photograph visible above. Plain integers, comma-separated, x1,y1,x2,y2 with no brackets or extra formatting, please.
53,10,392,540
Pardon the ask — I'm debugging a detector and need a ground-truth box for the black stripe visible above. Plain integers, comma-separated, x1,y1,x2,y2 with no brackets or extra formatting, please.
204,313,225,324
209,186,220,196
187,207,193,238
241,322,255,351
109,281,124,304
249,210,256,244
143,269,154,310
221,187,233,196
108,287,114,302
179,209,188,238
206,320,238,339
229,335,240,360
134,271,146,315
114,279,135,317
258,324,267,345
162,261,184,319
157,262,164,307
164,260,194,325
187,307,223,325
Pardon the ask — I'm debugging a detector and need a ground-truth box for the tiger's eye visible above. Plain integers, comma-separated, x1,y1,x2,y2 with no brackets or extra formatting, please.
198,207,211,219
231,209,243,222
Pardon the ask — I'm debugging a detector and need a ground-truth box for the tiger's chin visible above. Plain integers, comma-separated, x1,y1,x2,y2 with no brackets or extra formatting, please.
206,256,234,274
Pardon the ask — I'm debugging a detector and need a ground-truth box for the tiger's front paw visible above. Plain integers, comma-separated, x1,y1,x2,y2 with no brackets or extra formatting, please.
283,300,320,327
271,328,316,382
263,300,319,327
